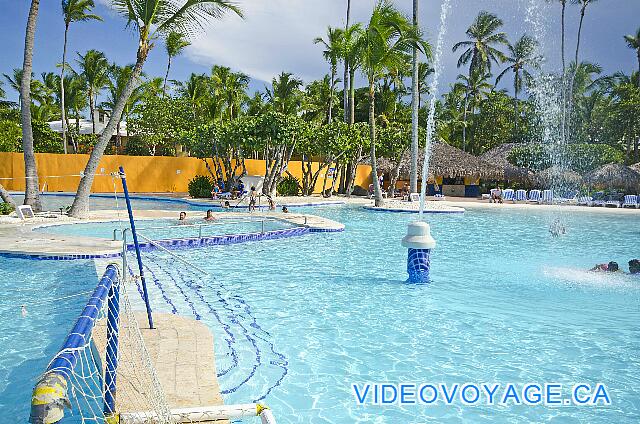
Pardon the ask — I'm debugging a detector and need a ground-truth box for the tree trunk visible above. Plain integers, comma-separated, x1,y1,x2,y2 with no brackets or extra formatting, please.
388,149,406,198
343,0,351,123
69,44,148,217
514,71,520,139
345,144,362,196
163,56,172,97
368,81,383,207
566,5,587,144
560,1,567,145
20,0,41,212
410,0,419,194
462,93,469,152
328,65,335,123
0,184,17,208
61,22,69,154
349,68,356,125
89,88,96,134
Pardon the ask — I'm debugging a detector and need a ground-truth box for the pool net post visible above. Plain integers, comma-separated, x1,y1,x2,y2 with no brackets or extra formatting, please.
104,273,120,418
119,165,154,330
401,221,436,283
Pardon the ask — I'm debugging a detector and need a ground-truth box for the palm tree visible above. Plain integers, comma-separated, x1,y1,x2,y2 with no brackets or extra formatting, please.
358,0,429,206
20,0,42,211
61,0,101,153
343,0,351,122
211,66,249,120
572,0,598,66
623,28,640,87
163,31,190,96
76,49,109,134
314,27,343,123
453,11,507,151
175,72,209,117
456,70,492,152
495,35,539,137
409,0,419,193
302,75,337,123
265,72,303,115
100,63,145,152
340,23,363,125
69,0,243,217
416,62,434,109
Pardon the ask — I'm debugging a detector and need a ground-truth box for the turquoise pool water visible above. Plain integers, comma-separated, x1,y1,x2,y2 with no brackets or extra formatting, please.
2,201,640,423
0,258,99,421
131,206,639,423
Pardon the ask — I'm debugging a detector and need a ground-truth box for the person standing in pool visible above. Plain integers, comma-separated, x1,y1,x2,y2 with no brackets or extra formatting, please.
178,211,187,221
629,259,640,274
249,186,258,211
282,206,289,213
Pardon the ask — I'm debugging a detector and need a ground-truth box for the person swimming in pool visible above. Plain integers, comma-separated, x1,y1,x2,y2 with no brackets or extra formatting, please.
590,261,620,272
282,206,289,213
628,259,640,274
178,211,187,221
204,209,216,221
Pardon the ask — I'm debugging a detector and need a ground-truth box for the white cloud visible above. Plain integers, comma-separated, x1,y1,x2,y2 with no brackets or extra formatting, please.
185,0,381,84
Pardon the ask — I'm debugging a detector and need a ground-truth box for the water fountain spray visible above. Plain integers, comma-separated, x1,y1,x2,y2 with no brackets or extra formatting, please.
402,0,451,283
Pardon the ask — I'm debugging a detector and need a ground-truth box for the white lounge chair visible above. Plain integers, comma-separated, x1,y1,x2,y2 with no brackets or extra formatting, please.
434,194,446,201
622,195,639,208
409,193,421,202
541,190,553,204
515,189,527,202
16,205,35,220
527,190,541,203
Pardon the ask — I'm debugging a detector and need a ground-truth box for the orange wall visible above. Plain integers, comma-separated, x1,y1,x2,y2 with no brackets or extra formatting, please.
0,152,372,194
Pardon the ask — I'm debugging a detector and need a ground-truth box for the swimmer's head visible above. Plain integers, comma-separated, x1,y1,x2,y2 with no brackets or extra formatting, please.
629,259,640,274
607,261,619,272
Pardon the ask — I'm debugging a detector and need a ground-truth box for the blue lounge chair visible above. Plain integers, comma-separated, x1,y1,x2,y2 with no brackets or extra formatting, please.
515,189,527,202
503,189,515,202
541,190,553,204
527,190,541,203
606,194,623,208
623,195,639,208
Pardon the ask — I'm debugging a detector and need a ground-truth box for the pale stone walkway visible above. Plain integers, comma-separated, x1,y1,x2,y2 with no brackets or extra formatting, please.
94,312,227,421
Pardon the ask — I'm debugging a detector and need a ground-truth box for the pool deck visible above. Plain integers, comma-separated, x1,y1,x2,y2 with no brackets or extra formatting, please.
93,312,227,421
0,210,343,259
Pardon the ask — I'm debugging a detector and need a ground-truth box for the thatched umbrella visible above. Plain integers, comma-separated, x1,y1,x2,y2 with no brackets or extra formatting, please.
370,141,504,180
534,166,582,187
630,162,640,174
584,163,640,191
480,143,533,182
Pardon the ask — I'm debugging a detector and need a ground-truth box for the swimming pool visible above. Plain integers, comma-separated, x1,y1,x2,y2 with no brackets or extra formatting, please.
123,205,640,422
3,204,640,422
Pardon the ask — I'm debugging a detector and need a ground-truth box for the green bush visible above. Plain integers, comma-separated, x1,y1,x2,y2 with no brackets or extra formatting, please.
507,143,624,173
188,175,214,198
0,202,15,215
277,175,300,196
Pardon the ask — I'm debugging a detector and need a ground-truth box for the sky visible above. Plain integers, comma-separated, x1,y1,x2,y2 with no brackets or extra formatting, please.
1,0,639,104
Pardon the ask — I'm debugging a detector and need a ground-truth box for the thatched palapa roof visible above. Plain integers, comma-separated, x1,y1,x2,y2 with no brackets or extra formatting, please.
630,162,640,174
370,141,503,180
480,143,533,182
534,166,582,187
584,163,640,191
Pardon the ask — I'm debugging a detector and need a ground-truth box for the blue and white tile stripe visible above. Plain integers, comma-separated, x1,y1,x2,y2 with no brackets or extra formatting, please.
1,225,343,260
363,206,464,214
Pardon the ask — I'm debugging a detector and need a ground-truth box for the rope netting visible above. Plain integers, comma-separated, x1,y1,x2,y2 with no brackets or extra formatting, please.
30,265,175,424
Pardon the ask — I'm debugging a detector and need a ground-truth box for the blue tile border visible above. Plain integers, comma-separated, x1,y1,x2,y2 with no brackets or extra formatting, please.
0,251,122,261
362,206,465,214
0,225,332,260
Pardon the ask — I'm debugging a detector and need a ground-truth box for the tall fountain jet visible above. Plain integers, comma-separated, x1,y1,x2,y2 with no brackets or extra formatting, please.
403,0,451,283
